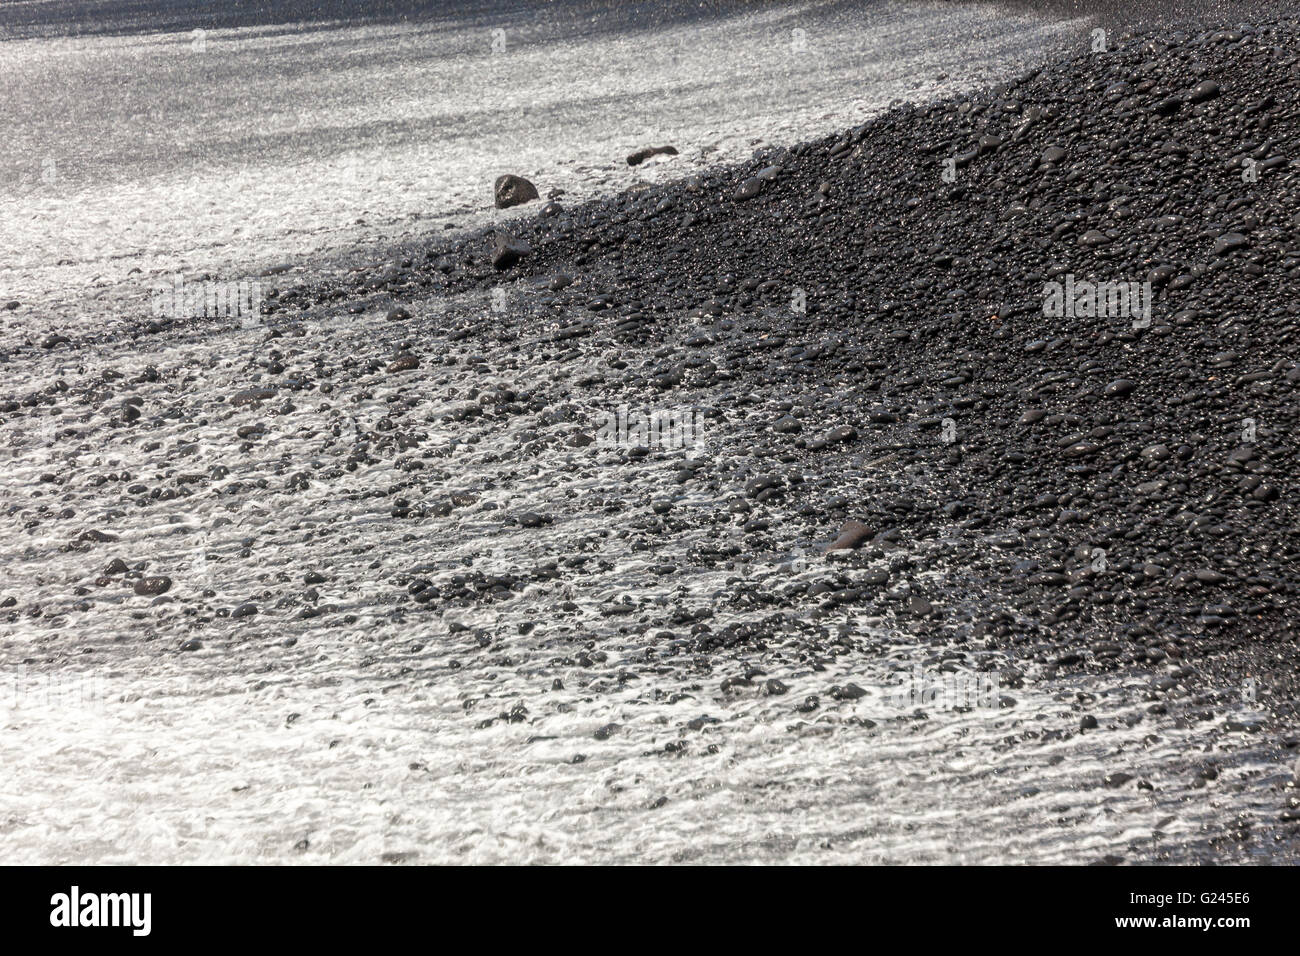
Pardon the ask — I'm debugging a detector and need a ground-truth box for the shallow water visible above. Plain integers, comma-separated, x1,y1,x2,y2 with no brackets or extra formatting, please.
2,294,1289,865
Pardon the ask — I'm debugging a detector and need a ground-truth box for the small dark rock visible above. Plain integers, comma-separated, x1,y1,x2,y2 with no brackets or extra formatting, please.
627,145,678,166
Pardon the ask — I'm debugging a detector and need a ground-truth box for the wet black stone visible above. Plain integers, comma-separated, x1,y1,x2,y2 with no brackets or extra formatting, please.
491,232,532,270
494,174,539,209
134,576,172,596
627,145,678,166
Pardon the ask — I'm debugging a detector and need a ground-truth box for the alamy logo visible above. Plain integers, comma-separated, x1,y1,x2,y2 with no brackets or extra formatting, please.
50,886,151,936
884,662,998,711
1042,274,1151,328
152,274,263,322
594,405,707,450
2,666,107,711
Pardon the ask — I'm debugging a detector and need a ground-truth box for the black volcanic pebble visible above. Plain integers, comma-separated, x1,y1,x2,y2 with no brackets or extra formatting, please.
1212,232,1248,255
492,232,532,270
134,576,172,596
230,387,276,406
828,520,872,551
830,683,867,701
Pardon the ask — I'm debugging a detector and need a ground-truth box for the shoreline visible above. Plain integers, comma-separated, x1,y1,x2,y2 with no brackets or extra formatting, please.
1,0,1089,337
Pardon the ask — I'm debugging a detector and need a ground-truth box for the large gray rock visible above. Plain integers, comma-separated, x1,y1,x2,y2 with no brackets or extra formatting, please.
494,174,539,209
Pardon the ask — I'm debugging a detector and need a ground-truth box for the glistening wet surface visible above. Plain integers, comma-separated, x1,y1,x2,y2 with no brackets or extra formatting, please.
4,0,1296,865
2,291,1290,864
